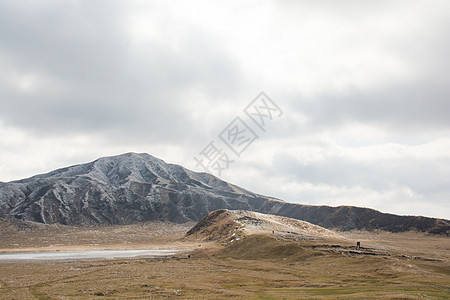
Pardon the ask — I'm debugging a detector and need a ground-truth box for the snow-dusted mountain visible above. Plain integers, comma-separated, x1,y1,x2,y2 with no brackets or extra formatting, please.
0,153,448,234
0,153,276,225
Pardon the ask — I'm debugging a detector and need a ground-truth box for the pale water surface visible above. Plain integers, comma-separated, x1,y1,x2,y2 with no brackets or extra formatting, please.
0,249,183,262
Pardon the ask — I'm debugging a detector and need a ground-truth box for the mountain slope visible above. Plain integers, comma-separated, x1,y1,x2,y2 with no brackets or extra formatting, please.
258,201,450,235
0,153,273,225
0,153,448,234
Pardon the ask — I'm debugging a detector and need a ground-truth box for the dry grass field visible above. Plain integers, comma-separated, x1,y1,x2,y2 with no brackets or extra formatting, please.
0,217,449,299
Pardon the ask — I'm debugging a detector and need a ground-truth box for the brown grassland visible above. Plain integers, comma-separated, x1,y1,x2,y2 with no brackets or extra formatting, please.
0,219,449,299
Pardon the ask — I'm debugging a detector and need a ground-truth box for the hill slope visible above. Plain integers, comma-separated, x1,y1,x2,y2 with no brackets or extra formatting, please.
186,209,341,242
0,153,448,234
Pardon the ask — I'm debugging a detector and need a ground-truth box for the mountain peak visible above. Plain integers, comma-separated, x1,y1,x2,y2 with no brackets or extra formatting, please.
0,153,263,225
95,152,163,163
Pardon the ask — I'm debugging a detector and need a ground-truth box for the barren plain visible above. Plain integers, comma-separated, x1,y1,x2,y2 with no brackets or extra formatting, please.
0,213,449,299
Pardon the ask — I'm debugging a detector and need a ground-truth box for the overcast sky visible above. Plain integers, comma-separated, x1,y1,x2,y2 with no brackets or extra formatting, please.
1,0,449,219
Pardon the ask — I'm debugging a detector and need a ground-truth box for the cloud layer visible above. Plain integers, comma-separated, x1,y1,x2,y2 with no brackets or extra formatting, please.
1,0,449,219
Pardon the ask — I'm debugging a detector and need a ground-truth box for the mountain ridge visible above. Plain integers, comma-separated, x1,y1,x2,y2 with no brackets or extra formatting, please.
0,153,273,225
0,152,448,235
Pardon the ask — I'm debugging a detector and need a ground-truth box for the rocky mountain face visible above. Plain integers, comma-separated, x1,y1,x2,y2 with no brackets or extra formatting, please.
0,153,271,225
0,153,448,234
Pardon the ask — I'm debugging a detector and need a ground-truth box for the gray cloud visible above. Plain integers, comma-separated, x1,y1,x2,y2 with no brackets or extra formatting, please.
0,0,242,143
295,80,450,133
271,152,450,196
